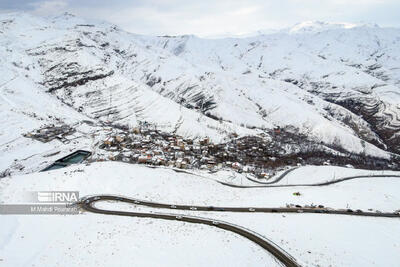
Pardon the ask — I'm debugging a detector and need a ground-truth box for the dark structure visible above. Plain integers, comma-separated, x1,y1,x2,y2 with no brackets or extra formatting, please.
41,150,91,172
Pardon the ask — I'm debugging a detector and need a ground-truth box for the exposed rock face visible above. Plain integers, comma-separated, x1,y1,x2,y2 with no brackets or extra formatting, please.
331,97,400,153
1,13,400,164
44,64,113,93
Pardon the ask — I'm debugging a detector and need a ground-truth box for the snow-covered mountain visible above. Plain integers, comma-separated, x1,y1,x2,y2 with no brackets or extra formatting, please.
1,12,400,173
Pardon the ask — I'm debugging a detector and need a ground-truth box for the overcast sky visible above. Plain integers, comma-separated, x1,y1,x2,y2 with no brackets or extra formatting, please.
1,0,400,36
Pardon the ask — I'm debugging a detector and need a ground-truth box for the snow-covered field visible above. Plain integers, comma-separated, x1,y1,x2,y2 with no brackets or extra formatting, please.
211,165,400,187
1,162,400,266
1,214,280,267
1,11,400,267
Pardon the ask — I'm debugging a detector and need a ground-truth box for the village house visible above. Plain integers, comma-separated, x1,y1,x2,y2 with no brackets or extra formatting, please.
132,127,141,134
138,155,151,164
174,151,185,159
104,137,114,146
175,158,188,169
115,135,124,143
199,137,209,145
154,149,163,155
193,146,201,153
232,162,242,170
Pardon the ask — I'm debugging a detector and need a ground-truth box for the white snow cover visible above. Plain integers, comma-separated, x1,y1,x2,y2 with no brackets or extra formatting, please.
1,12,400,170
1,13,400,266
1,162,400,266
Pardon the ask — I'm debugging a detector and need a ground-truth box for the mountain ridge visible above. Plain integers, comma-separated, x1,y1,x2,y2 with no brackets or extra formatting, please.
1,12,399,174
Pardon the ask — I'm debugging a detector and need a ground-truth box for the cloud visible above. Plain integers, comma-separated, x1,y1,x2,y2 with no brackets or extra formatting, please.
29,0,68,16
0,0,399,36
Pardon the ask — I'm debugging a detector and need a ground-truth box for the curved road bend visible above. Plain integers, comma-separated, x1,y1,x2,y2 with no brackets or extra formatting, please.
169,166,400,188
82,195,400,218
245,167,299,185
80,194,400,266
219,174,400,188
79,172,400,266
80,195,301,267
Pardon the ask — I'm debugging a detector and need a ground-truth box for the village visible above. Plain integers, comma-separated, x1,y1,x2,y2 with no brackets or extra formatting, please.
95,120,400,177
22,121,400,177
98,122,282,178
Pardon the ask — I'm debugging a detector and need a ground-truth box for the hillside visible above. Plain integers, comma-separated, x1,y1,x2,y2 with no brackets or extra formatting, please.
1,12,400,174
1,162,400,266
1,12,400,267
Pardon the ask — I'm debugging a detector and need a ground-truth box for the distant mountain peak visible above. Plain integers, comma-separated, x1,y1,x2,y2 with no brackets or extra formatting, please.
61,12,76,18
287,21,364,34
1,12,399,168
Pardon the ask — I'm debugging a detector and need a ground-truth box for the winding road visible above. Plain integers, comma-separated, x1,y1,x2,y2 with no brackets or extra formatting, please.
80,195,301,267
171,166,400,188
79,171,400,267
245,167,300,185
220,173,400,188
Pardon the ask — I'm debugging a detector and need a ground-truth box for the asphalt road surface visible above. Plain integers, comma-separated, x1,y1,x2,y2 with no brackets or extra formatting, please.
79,171,400,266
80,195,301,267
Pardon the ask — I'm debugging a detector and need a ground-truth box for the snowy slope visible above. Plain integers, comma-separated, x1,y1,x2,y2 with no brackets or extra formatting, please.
1,162,400,266
1,13,400,175
2,14,400,267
